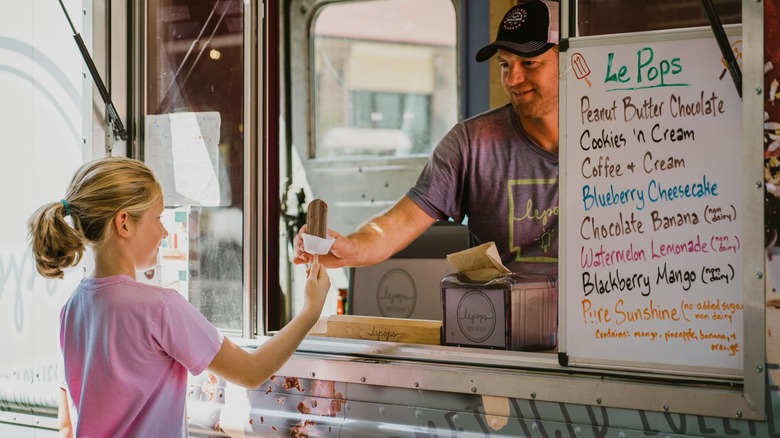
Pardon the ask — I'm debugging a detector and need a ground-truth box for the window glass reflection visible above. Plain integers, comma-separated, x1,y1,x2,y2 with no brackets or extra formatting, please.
144,0,245,333
577,0,740,36
312,0,457,158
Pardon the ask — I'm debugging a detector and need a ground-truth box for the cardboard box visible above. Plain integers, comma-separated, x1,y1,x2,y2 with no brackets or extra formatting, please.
441,273,558,351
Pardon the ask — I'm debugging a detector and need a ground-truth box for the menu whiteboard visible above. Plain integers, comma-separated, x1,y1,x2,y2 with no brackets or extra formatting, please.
560,28,743,375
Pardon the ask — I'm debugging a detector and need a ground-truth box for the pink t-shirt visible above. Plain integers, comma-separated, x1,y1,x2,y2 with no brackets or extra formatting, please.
60,275,223,438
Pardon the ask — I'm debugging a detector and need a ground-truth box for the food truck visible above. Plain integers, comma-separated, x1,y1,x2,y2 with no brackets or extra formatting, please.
2,0,779,436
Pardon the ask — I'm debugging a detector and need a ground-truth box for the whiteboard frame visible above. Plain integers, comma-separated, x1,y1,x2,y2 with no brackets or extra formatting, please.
559,1,765,420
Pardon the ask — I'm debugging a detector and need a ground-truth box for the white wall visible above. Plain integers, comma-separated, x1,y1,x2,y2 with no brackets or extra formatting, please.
0,0,90,430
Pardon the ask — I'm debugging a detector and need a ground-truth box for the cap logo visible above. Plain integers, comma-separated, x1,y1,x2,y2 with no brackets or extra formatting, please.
502,8,527,31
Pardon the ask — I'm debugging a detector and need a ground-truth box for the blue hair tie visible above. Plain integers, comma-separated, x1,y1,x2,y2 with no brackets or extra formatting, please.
61,199,71,217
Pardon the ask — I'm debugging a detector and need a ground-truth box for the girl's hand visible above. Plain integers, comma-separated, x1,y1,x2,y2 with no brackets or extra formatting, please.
304,260,331,313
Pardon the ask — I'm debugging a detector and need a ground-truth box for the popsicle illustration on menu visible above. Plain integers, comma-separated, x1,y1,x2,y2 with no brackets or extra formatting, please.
571,52,592,87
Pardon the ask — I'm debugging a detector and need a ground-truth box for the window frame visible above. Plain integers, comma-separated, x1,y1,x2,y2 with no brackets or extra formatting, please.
130,0,261,338
280,0,767,421
116,0,769,421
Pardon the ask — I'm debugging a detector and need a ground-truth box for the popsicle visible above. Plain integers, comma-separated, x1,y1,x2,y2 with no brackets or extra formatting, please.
307,198,329,239
571,52,592,87
303,199,334,260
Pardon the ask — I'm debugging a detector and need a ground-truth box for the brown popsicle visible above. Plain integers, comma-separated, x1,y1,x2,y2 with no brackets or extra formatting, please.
307,199,329,238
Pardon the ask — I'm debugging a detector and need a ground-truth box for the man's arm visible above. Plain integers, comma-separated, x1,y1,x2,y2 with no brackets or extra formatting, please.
294,195,436,268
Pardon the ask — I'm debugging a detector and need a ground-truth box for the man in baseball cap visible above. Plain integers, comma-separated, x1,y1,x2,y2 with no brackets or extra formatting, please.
295,1,562,281
476,0,560,62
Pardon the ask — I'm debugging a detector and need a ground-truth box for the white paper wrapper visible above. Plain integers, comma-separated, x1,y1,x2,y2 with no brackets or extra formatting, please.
302,233,335,255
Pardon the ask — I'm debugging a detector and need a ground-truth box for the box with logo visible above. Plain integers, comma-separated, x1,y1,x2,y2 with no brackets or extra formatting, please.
440,273,558,351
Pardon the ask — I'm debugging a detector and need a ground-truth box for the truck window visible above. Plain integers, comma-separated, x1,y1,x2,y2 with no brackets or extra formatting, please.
311,0,457,159
577,0,741,35
144,0,247,335
281,0,767,420
283,0,458,323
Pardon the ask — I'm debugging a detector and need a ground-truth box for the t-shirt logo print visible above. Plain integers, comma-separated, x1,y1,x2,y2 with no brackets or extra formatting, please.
503,9,527,31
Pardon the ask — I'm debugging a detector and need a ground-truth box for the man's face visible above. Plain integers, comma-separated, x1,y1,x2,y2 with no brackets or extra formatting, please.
128,197,168,271
497,48,559,121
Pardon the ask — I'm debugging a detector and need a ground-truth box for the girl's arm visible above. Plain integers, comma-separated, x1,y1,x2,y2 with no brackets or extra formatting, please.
58,387,74,438
206,261,330,389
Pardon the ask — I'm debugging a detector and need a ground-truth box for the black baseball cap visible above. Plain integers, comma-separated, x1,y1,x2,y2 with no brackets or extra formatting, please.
475,0,559,62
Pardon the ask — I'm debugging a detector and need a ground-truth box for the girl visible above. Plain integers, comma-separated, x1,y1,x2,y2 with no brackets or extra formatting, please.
28,156,330,438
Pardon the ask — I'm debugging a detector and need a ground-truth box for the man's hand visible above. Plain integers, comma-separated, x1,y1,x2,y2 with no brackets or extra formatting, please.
293,224,349,268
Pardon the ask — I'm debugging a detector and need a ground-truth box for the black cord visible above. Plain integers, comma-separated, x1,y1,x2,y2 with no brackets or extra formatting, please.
701,0,742,99
57,0,128,141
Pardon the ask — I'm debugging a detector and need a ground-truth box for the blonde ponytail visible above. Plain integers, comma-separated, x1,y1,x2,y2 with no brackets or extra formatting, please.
28,157,162,279
28,201,85,278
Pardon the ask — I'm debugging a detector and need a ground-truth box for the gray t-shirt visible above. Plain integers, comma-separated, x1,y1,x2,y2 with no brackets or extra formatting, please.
407,104,559,276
